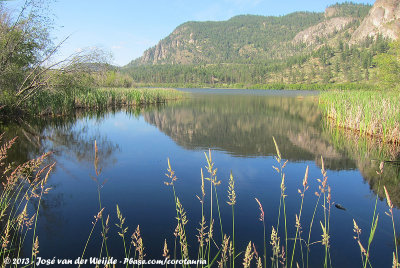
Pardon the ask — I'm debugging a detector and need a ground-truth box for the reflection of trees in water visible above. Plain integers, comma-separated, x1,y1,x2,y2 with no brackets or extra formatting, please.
0,109,125,238
143,95,356,170
0,109,128,167
323,124,400,207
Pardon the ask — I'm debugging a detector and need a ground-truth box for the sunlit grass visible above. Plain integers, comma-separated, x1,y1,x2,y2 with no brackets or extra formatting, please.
319,90,400,144
24,87,186,116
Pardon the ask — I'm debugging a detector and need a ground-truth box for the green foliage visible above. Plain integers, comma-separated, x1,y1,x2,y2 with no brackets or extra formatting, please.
122,2,386,87
128,12,326,66
0,2,52,94
374,40,400,90
327,2,372,18
123,34,386,87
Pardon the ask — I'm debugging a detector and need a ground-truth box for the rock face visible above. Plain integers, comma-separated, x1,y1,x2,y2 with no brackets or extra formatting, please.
351,0,400,42
325,7,339,18
293,17,355,45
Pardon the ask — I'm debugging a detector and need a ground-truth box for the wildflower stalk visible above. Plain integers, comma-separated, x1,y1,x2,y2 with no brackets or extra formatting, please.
363,162,384,268
384,185,398,265
255,198,266,268
204,149,221,264
272,137,288,267
290,166,309,268
164,158,188,265
227,171,236,268
79,208,104,268
31,166,54,268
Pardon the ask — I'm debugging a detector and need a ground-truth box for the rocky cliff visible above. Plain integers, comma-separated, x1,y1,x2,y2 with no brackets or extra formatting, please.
128,3,379,67
351,0,400,42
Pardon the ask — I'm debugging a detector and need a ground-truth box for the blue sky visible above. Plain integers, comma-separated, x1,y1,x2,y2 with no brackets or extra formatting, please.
5,0,376,66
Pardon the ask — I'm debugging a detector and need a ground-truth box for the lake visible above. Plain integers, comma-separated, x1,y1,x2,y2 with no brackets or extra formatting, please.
2,88,399,267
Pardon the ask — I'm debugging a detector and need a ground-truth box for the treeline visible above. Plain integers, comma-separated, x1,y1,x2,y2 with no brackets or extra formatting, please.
123,36,390,87
327,2,372,18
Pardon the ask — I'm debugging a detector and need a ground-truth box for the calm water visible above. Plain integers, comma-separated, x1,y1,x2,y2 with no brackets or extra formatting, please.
2,89,400,267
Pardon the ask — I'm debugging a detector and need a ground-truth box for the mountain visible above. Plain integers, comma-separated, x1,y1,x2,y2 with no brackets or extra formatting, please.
351,0,400,42
123,1,398,86
127,3,372,67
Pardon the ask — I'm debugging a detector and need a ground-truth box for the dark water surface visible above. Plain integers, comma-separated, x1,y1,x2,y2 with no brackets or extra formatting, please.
2,89,400,267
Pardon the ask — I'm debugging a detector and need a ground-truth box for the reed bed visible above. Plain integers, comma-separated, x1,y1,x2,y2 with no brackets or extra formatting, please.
25,87,186,116
319,90,400,144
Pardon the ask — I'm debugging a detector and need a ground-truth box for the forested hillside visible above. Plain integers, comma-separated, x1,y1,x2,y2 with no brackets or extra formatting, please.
122,1,400,88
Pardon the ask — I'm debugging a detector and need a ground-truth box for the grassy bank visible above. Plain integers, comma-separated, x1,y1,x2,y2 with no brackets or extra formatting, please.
319,90,400,144
133,82,374,91
3,87,186,117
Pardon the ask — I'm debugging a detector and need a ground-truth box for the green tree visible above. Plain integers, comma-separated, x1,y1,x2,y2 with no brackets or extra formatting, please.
374,40,400,89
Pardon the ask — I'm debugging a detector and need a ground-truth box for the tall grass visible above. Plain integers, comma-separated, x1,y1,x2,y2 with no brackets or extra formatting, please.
319,90,400,144
20,87,186,116
0,134,54,267
2,137,397,267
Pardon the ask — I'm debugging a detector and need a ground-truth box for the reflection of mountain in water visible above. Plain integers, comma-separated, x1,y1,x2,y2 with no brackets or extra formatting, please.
324,125,400,207
143,94,356,170
0,111,120,168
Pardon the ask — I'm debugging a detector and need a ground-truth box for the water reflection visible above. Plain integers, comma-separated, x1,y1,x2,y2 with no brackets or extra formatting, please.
0,91,399,266
143,94,356,170
323,124,400,206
